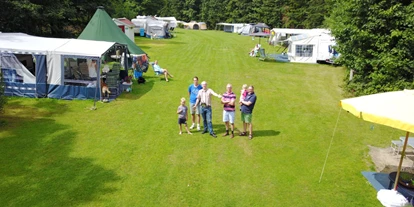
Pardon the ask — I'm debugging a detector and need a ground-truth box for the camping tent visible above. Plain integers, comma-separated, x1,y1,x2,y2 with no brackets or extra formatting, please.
131,16,147,34
145,17,169,38
78,8,146,55
239,24,254,35
271,28,338,64
131,16,170,38
0,33,116,100
183,21,207,30
184,21,199,30
113,18,135,41
198,22,207,30
216,23,245,33
252,23,269,33
155,17,177,30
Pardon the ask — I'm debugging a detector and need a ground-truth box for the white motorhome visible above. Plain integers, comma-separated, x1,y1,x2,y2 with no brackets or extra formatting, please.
271,28,339,64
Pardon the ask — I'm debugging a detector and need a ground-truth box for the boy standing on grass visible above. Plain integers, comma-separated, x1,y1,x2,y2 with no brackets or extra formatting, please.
177,98,192,135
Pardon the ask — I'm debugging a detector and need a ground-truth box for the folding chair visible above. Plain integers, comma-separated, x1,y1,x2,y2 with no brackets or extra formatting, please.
391,140,404,156
149,62,165,80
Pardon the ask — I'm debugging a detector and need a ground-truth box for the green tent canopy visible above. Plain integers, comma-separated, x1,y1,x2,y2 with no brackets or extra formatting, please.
78,8,146,55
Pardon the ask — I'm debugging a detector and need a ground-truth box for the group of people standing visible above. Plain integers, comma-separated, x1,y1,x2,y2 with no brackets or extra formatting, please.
178,76,257,140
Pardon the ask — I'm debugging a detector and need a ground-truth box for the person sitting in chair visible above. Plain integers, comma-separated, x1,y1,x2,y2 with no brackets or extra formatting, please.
249,44,261,57
153,60,174,82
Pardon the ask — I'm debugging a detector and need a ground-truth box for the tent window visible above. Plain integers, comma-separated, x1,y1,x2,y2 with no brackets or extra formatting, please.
63,58,97,87
15,54,36,76
0,53,36,84
295,45,313,57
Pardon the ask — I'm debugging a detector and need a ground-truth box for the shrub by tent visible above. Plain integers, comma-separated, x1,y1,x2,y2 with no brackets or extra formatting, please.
78,8,146,55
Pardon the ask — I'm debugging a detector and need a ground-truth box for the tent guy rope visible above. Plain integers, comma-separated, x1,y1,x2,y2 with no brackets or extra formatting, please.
319,108,342,183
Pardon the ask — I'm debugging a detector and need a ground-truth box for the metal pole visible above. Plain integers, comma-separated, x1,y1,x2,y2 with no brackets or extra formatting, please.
394,131,411,190
91,59,100,110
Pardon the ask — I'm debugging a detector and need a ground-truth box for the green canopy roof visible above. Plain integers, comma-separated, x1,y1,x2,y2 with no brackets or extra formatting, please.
78,8,145,55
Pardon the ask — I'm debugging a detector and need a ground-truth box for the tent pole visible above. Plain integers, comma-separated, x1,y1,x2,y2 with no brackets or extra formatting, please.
394,131,410,190
91,59,100,110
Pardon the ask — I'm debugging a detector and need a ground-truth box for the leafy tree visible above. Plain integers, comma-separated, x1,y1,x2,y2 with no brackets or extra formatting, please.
181,0,202,21
251,0,284,28
225,0,253,23
159,0,185,20
200,0,226,28
329,0,414,96
111,0,142,19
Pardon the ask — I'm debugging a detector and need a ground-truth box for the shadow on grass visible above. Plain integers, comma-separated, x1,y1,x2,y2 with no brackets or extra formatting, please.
163,41,186,45
120,75,155,100
254,130,281,137
0,116,119,206
212,124,281,138
5,98,71,116
138,45,151,50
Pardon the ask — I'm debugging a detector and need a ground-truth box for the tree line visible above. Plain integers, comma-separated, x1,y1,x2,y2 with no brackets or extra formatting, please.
0,0,412,98
0,0,332,38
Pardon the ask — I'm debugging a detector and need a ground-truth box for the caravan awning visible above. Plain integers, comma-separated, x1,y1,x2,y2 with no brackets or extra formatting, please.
0,33,116,57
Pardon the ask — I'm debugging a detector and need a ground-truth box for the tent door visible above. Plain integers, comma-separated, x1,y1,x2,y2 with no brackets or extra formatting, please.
118,25,125,33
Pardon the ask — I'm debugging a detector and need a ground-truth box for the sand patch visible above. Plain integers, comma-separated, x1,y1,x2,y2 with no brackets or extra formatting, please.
369,145,414,173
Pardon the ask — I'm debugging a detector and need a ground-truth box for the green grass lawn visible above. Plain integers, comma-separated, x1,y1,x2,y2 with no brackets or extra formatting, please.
0,29,402,206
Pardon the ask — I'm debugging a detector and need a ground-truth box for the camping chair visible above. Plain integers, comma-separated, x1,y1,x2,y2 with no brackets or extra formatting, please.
149,62,164,80
79,62,89,79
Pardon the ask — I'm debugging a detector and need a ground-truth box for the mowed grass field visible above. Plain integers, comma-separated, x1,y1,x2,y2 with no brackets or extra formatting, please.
0,29,402,206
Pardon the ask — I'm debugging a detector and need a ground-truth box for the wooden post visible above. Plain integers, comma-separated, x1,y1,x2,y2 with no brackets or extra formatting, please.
394,131,411,190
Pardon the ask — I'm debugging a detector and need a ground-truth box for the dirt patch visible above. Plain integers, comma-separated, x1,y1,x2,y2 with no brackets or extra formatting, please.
369,145,414,173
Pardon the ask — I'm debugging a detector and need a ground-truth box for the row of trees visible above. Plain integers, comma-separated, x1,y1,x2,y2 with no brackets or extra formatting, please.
0,0,332,37
113,0,332,30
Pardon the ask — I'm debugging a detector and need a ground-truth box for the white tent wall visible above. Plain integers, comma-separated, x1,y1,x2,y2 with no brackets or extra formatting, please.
217,23,245,33
271,28,336,64
233,24,244,33
156,17,177,29
287,34,336,64
240,25,253,35
47,53,62,85
132,16,168,38
131,18,147,34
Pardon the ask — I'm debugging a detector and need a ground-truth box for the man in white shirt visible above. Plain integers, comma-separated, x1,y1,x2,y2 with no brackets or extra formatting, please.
193,81,222,138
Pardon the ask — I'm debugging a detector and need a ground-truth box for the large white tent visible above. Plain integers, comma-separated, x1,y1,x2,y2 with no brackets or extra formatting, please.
0,33,116,99
271,28,338,64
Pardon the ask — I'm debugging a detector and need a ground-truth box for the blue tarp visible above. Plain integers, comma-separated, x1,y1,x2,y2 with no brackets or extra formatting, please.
3,82,37,98
48,84,98,100
34,55,47,98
